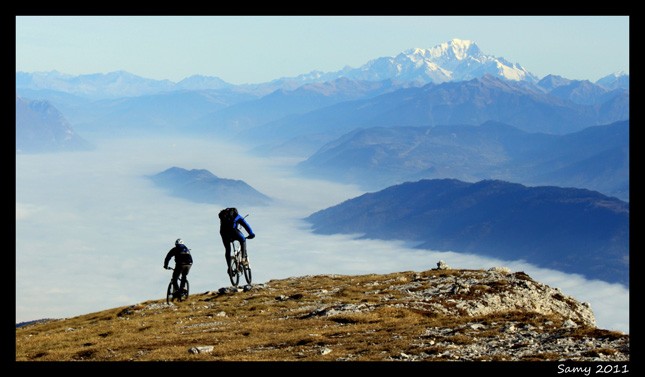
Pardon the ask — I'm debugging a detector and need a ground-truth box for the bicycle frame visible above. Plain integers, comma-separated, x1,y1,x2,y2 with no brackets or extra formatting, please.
228,235,252,287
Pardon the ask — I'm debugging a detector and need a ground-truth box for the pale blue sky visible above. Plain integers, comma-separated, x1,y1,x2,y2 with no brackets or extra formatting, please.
16,15,629,84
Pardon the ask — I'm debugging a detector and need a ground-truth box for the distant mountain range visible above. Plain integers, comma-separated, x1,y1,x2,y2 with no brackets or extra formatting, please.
243,74,628,155
297,120,629,201
16,39,628,99
188,77,419,138
16,39,628,143
15,96,93,153
305,179,629,286
147,167,271,206
65,89,257,138
14,39,526,97
16,38,629,203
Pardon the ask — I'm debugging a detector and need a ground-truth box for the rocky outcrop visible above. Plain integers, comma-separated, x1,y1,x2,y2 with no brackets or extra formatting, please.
399,265,596,328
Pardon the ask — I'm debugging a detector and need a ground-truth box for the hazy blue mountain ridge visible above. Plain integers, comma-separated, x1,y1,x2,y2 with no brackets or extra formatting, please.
518,121,629,200
15,96,93,153
16,40,629,202
15,89,262,139
596,71,630,90
189,78,421,138
548,80,621,106
16,39,628,145
17,73,624,145
305,179,629,286
174,74,234,91
16,71,627,145
80,89,258,137
15,70,177,100
596,91,630,125
536,74,574,92
296,120,628,201
148,167,271,206
15,39,628,101
244,75,628,158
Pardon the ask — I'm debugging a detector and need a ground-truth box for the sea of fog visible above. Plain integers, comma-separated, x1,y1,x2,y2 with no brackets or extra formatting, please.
15,137,629,333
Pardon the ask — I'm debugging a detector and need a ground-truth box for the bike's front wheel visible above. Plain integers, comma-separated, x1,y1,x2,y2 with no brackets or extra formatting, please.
166,282,174,304
229,258,240,287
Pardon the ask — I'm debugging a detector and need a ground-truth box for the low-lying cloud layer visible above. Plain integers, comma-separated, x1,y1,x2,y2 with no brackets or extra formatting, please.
15,137,629,333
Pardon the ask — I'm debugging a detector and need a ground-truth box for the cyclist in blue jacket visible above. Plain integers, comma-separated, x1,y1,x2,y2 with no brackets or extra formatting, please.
219,207,255,276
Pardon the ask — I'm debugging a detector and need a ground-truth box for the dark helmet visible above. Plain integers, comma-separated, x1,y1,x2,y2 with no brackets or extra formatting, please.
175,238,183,246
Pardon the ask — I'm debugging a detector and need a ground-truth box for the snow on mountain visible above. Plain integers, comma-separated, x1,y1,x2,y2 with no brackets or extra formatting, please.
596,71,629,90
334,38,539,84
16,39,622,97
411,38,483,65
266,39,539,87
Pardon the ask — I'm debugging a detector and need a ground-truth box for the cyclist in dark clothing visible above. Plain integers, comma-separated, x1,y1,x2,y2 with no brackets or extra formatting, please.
219,207,255,276
163,238,193,297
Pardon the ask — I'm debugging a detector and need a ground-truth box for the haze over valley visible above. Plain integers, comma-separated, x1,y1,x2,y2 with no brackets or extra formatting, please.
16,37,630,334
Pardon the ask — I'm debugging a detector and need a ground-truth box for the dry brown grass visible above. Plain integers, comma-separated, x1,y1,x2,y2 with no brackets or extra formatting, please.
15,269,629,362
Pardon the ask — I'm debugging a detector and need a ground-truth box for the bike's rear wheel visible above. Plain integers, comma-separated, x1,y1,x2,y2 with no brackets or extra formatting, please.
167,281,190,303
180,280,190,301
243,262,252,285
229,257,240,287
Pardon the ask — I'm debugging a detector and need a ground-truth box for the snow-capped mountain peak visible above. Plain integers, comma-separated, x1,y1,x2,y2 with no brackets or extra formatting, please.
275,39,536,86
403,39,481,63
429,38,479,60
607,70,627,78
596,71,629,90
353,39,537,84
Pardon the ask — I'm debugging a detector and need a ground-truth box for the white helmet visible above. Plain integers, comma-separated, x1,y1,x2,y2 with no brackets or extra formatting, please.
175,238,183,246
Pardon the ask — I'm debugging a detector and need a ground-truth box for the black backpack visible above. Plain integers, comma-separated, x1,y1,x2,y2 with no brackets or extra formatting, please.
219,207,238,225
176,244,193,264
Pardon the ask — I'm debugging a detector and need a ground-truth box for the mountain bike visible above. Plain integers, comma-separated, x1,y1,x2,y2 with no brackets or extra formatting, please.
229,232,252,287
166,267,189,304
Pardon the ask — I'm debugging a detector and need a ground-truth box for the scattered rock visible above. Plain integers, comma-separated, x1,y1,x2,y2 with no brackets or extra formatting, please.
189,346,214,354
